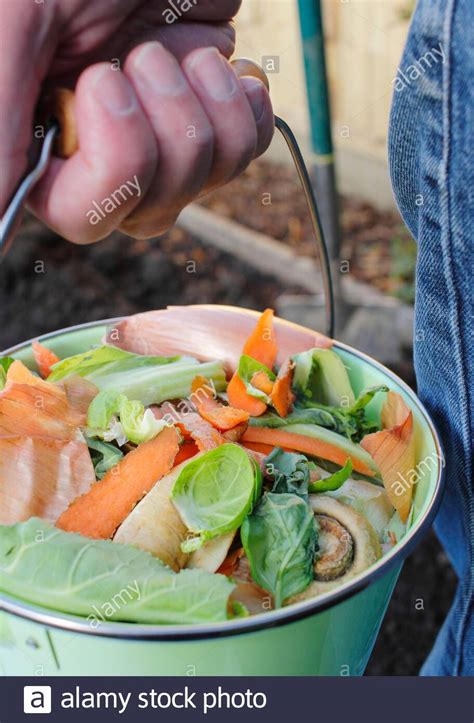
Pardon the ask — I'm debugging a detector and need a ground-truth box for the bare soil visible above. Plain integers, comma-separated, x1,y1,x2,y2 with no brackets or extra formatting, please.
200,160,417,304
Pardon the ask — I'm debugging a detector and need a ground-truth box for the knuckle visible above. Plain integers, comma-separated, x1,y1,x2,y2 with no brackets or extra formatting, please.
213,0,242,18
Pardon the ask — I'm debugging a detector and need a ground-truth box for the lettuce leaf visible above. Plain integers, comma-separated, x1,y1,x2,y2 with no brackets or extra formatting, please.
87,390,124,431
292,348,355,407
48,345,226,407
0,518,234,624
48,346,183,382
87,390,166,446
86,438,123,479
264,448,351,498
251,408,342,431
0,356,15,391
119,400,166,445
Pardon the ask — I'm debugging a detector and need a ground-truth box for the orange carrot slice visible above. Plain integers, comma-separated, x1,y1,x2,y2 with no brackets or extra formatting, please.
250,370,274,395
242,308,278,368
242,427,375,476
242,441,275,456
191,375,249,431
270,359,295,418
227,309,278,416
174,441,199,466
361,392,415,523
32,341,60,379
56,425,180,538
227,373,268,417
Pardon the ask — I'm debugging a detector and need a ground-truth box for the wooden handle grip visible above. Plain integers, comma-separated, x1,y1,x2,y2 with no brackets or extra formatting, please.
230,58,270,90
38,87,78,159
40,59,270,160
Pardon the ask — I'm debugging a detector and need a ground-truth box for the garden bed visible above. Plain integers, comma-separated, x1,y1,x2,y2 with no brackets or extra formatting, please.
199,159,417,304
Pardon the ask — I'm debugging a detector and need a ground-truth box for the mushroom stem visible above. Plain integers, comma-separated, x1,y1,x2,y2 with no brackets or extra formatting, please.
288,496,381,603
314,514,354,581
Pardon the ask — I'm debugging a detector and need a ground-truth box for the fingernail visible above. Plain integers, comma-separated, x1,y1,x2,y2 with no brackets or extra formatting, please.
187,48,238,101
240,77,266,123
91,66,136,115
133,41,186,95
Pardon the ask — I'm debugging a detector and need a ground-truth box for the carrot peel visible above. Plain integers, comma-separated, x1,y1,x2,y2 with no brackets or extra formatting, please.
191,375,249,431
227,373,268,417
174,441,200,466
242,427,375,476
242,308,277,368
250,371,274,396
270,359,295,418
227,309,278,416
32,341,60,379
56,425,180,538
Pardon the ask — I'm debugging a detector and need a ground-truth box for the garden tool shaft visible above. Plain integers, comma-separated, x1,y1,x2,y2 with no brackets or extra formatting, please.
0,58,334,337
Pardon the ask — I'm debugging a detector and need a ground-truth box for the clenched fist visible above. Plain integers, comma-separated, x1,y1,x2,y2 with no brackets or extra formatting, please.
0,0,274,242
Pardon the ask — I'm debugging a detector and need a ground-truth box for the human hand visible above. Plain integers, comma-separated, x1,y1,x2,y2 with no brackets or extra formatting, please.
0,0,274,242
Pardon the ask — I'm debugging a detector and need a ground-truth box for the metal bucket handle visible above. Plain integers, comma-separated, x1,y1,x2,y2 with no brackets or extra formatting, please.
0,59,335,337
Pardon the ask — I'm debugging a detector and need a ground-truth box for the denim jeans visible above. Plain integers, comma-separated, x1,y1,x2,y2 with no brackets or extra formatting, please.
388,0,473,675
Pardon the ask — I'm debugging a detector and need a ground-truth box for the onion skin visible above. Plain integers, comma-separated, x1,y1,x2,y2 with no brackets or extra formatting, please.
361,391,416,523
186,531,236,573
113,456,205,571
106,305,332,375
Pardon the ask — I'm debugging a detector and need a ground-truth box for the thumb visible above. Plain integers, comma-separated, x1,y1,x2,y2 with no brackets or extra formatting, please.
0,1,57,212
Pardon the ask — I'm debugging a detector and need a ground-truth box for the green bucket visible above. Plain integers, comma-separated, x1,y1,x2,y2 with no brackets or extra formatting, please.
0,316,444,676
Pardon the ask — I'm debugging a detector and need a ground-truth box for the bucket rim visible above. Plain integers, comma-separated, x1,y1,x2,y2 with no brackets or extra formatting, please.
0,315,445,641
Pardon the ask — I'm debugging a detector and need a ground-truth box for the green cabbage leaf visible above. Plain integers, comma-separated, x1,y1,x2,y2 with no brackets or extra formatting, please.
0,519,234,625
